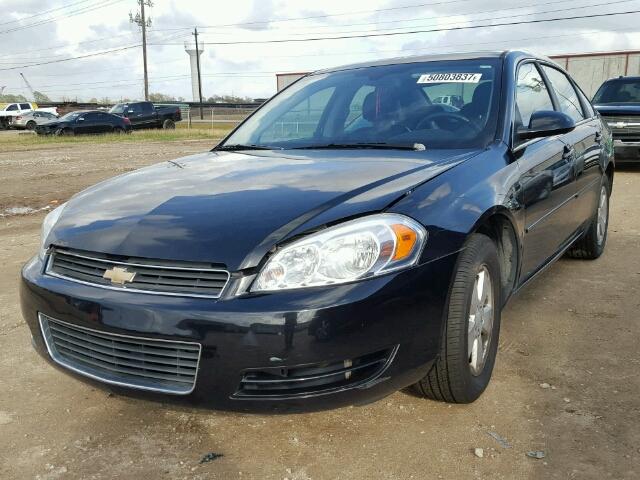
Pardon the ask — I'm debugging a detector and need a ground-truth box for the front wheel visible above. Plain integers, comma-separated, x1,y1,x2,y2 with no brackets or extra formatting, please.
567,177,610,259
413,234,502,403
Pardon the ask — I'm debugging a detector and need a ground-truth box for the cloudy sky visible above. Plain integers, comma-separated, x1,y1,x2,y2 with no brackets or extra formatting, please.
1,0,640,102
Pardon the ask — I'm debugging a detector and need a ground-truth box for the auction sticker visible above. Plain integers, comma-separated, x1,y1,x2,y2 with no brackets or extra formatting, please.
417,73,482,84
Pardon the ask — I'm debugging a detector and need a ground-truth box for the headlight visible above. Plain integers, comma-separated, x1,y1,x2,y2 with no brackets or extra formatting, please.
253,214,427,292
39,203,66,259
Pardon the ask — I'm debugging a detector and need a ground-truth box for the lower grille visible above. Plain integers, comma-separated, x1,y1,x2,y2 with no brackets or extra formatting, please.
47,247,229,298
235,346,398,398
39,313,201,395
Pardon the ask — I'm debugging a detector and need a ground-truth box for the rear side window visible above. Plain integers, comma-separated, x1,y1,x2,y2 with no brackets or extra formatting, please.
575,87,595,118
141,102,154,114
515,63,554,128
541,66,585,122
20,103,31,110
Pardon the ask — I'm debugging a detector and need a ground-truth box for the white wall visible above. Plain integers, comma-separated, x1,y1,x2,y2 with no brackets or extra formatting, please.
551,53,640,98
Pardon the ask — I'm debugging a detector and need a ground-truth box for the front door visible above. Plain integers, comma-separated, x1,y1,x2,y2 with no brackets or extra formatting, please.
513,62,578,281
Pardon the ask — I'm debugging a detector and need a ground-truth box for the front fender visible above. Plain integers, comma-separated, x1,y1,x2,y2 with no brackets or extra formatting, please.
388,144,523,264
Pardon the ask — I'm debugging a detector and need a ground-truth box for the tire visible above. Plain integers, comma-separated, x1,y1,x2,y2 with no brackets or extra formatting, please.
567,176,610,260
26,121,37,130
55,128,74,136
413,234,502,403
162,119,175,129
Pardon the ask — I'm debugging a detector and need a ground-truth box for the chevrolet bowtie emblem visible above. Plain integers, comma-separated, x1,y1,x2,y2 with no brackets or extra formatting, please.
103,266,136,285
612,122,628,128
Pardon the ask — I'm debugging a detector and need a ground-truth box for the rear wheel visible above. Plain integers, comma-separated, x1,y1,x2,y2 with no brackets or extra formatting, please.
413,234,502,403
162,119,175,129
567,176,610,259
26,121,37,130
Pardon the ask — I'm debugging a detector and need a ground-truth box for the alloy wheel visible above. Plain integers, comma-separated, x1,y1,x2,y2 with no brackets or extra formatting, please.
468,266,494,376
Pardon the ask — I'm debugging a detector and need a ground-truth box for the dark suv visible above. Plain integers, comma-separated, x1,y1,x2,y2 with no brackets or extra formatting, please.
593,76,640,163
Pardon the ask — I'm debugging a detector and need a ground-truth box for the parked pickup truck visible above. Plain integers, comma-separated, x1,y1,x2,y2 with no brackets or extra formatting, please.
0,102,58,129
108,101,181,129
593,75,640,163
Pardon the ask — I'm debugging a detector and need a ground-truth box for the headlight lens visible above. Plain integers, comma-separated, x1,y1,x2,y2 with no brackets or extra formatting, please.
253,214,426,292
39,203,66,259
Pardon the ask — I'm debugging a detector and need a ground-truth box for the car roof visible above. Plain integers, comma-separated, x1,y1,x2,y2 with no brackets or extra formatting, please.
313,50,549,74
604,76,640,81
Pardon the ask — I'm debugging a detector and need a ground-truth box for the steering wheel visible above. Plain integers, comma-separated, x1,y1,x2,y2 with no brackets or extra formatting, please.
415,112,481,134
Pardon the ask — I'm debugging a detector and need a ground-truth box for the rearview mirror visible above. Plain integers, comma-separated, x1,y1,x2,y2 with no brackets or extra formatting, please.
517,110,575,140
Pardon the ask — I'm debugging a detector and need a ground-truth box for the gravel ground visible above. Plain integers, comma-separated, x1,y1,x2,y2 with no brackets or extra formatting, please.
0,141,639,479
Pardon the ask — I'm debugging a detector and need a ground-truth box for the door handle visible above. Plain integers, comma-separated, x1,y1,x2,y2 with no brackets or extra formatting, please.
562,145,575,159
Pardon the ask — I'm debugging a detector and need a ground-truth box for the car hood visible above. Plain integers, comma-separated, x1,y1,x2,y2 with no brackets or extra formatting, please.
49,148,478,270
593,103,640,116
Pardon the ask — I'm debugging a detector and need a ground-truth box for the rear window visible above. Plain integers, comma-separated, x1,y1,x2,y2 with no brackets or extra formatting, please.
593,79,640,104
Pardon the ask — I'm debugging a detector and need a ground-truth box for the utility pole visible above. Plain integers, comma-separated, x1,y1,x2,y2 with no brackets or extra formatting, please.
193,27,204,119
130,0,152,101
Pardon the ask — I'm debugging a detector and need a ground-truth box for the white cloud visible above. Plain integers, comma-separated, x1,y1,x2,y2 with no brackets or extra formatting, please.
2,0,640,101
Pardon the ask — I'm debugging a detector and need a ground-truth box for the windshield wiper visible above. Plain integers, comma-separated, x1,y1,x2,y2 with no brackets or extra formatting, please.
291,142,426,151
215,144,278,151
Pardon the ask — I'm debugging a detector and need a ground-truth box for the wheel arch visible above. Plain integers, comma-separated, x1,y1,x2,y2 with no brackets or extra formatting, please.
468,207,520,305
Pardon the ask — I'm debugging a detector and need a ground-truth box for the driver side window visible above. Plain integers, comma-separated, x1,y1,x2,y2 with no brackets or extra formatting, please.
515,63,554,130
260,87,335,144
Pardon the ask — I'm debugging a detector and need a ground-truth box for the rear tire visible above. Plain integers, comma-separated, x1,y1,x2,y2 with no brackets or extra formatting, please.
26,121,36,130
55,128,74,136
413,234,502,403
162,119,175,129
567,176,610,259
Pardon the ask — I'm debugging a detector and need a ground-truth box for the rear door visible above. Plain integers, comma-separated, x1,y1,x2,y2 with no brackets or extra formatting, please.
540,65,601,228
140,102,157,127
514,62,578,280
127,103,145,128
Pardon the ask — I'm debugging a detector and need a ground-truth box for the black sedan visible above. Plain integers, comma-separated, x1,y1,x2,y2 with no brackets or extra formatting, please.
21,51,613,411
35,110,131,136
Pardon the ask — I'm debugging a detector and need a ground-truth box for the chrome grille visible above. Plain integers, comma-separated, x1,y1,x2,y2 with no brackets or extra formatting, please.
39,313,200,394
602,115,640,141
47,248,229,298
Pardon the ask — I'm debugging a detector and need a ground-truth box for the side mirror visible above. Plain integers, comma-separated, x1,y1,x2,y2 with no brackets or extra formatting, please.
127,110,134,114
77,117,85,122
517,110,575,140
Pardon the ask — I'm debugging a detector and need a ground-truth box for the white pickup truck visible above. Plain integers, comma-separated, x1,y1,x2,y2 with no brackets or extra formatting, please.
0,102,58,129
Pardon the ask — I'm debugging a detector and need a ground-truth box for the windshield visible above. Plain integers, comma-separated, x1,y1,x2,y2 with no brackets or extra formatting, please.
59,112,82,121
593,79,640,104
109,104,125,114
221,59,501,150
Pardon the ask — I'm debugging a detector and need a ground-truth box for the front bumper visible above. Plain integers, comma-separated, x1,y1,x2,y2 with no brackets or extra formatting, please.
613,139,640,162
20,253,456,412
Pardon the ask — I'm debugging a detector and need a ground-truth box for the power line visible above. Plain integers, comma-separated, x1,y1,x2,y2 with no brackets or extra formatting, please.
0,44,140,71
196,0,601,35
177,0,478,30
153,9,640,46
0,0,125,35
0,0,94,26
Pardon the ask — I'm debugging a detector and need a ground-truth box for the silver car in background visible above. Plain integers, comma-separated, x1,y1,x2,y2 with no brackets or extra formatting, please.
12,111,59,130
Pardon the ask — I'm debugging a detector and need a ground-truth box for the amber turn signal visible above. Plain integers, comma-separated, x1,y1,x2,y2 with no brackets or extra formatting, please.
391,224,418,260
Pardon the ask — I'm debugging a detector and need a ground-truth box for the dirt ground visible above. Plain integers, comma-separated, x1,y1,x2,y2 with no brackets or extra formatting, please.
1,140,639,480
